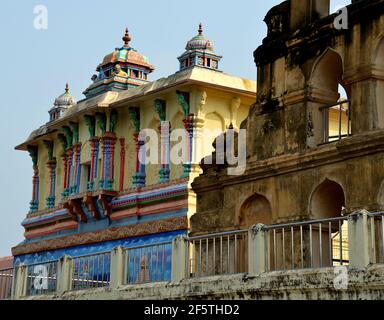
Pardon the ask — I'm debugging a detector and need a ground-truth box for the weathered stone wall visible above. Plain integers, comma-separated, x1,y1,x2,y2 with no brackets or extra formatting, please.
191,0,384,236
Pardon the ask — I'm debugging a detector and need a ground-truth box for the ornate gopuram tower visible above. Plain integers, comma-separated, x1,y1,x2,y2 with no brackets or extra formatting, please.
191,0,384,268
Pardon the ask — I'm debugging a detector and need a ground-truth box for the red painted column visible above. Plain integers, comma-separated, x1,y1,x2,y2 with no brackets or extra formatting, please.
62,154,67,190
119,138,126,191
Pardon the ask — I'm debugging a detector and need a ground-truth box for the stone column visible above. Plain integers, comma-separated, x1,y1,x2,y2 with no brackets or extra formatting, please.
57,255,73,294
110,246,125,289
171,235,189,283
12,265,28,300
248,224,269,276
348,210,372,269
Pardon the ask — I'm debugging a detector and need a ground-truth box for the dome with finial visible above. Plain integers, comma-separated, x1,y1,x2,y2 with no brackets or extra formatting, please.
178,24,222,72
83,28,155,99
49,83,76,122
185,23,215,52
54,83,77,107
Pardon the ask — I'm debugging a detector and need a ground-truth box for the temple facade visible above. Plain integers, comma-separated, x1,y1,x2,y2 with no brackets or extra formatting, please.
11,25,255,285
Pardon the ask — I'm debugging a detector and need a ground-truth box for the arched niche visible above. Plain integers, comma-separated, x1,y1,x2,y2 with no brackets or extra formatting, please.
310,179,345,219
310,48,349,102
239,193,272,228
308,48,352,145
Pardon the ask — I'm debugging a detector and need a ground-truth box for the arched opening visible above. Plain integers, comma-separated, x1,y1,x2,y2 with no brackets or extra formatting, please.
309,48,352,144
239,193,272,228
307,179,347,268
310,179,345,219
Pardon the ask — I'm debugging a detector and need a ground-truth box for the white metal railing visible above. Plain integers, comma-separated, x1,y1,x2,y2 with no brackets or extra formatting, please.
186,230,248,278
0,268,13,300
9,211,384,298
72,252,111,291
368,212,384,264
264,216,349,271
124,242,172,285
320,100,351,144
25,260,58,296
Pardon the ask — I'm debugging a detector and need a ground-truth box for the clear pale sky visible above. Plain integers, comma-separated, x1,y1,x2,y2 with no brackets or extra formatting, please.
0,0,350,257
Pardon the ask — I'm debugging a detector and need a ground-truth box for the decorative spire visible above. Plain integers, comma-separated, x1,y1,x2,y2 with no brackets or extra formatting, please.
198,23,203,36
122,27,131,47
65,82,69,94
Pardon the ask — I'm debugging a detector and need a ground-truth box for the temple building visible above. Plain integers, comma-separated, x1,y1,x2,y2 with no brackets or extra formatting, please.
11,25,255,286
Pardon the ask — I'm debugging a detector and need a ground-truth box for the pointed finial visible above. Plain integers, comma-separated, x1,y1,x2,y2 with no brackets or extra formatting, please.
198,23,203,36
65,82,69,93
122,27,131,47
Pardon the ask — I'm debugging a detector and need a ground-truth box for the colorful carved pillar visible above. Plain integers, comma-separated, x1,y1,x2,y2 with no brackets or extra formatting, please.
154,99,170,183
119,138,126,191
71,142,82,194
182,115,194,178
66,147,73,196
69,122,81,195
88,137,99,192
57,134,68,197
176,91,193,178
43,140,57,208
129,107,146,187
160,121,171,182
61,127,73,197
84,115,98,192
27,146,39,213
100,133,117,190
96,113,107,189
61,154,68,191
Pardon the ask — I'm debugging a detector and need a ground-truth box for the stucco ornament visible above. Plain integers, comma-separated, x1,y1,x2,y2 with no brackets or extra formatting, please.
112,64,128,78
176,91,190,118
196,91,207,118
